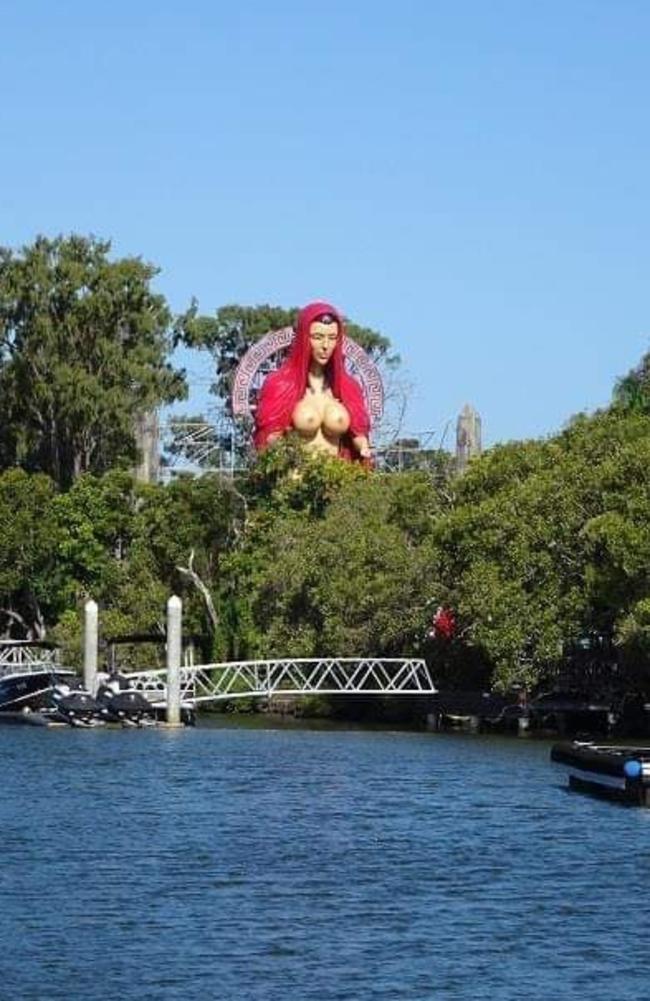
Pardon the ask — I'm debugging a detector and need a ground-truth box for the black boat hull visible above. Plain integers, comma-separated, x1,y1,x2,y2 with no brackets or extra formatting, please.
0,670,76,713
0,671,107,725
551,741,650,806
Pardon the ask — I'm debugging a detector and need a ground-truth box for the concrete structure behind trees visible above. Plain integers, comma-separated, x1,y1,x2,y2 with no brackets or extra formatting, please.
455,404,482,473
133,410,160,484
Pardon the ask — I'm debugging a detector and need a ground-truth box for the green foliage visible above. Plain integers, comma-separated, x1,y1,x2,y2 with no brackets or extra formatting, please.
617,599,650,679
246,436,369,516
0,234,186,487
51,471,139,604
3,401,649,698
225,467,437,661
177,304,296,406
612,350,650,414
430,408,650,691
0,469,59,636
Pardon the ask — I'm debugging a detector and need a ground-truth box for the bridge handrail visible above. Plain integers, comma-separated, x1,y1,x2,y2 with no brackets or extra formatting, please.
123,657,436,706
125,656,429,676
123,656,436,704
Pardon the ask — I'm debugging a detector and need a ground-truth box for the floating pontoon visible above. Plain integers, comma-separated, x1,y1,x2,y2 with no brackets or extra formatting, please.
551,741,650,805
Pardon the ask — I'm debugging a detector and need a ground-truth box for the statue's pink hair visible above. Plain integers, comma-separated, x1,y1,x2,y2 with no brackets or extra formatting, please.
253,301,371,460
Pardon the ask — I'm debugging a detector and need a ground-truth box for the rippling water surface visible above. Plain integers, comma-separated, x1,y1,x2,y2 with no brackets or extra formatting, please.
2,720,650,1000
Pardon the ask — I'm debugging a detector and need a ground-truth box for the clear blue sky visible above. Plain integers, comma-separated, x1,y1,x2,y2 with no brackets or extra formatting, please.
2,1,649,446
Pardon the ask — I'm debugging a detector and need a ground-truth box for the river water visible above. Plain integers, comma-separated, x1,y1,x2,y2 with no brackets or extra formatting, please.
1,719,649,1001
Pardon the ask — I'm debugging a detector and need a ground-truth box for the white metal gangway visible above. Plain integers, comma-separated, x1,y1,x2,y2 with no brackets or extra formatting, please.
124,657,437,708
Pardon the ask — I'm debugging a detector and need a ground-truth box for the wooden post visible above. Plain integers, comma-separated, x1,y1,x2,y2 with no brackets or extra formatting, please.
83,600,99,696
166,595,183,726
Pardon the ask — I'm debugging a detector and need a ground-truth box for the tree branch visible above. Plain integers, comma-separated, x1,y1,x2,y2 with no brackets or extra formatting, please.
176,549,219,634
0,608,36,640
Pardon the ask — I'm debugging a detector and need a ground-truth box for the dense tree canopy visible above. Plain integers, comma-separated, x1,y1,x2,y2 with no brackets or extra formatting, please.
429,412,650,690
613,349,650,415
2,397,648,700
0,235,186,487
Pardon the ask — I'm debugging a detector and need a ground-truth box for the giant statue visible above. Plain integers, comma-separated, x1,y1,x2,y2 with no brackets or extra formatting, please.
232,301,384,462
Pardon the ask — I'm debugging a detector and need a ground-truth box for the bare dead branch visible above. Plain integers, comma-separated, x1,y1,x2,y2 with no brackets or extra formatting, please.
177,548,219,634
0,608,36,640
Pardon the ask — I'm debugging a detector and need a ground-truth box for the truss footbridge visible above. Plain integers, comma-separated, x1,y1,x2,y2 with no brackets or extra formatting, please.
125,657,437,708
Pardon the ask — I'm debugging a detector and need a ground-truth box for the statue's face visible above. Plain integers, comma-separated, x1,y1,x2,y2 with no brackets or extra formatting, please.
309,319,339,366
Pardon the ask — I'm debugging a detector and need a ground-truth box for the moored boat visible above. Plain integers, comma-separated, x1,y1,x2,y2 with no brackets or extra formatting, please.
0,641,104,726
46,677,105,726
551,740,650,805
96,672,157,726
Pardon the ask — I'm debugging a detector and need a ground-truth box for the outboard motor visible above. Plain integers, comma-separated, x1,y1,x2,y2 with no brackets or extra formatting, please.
50,679,104,726
96,673,156,726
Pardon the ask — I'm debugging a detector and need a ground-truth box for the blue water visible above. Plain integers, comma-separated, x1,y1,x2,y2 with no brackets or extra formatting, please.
1,721,649,1001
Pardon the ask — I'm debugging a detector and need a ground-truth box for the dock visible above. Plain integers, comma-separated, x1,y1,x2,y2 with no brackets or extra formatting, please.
551,741,650,806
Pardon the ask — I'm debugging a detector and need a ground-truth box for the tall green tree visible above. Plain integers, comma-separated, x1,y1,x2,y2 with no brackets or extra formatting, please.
219,450,438,662
428,408,650,692
0,469,59,638
612,348,650,414
0,234,186,488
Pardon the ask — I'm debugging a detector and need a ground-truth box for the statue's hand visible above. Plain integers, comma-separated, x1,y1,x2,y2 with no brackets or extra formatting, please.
353,435,371,460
